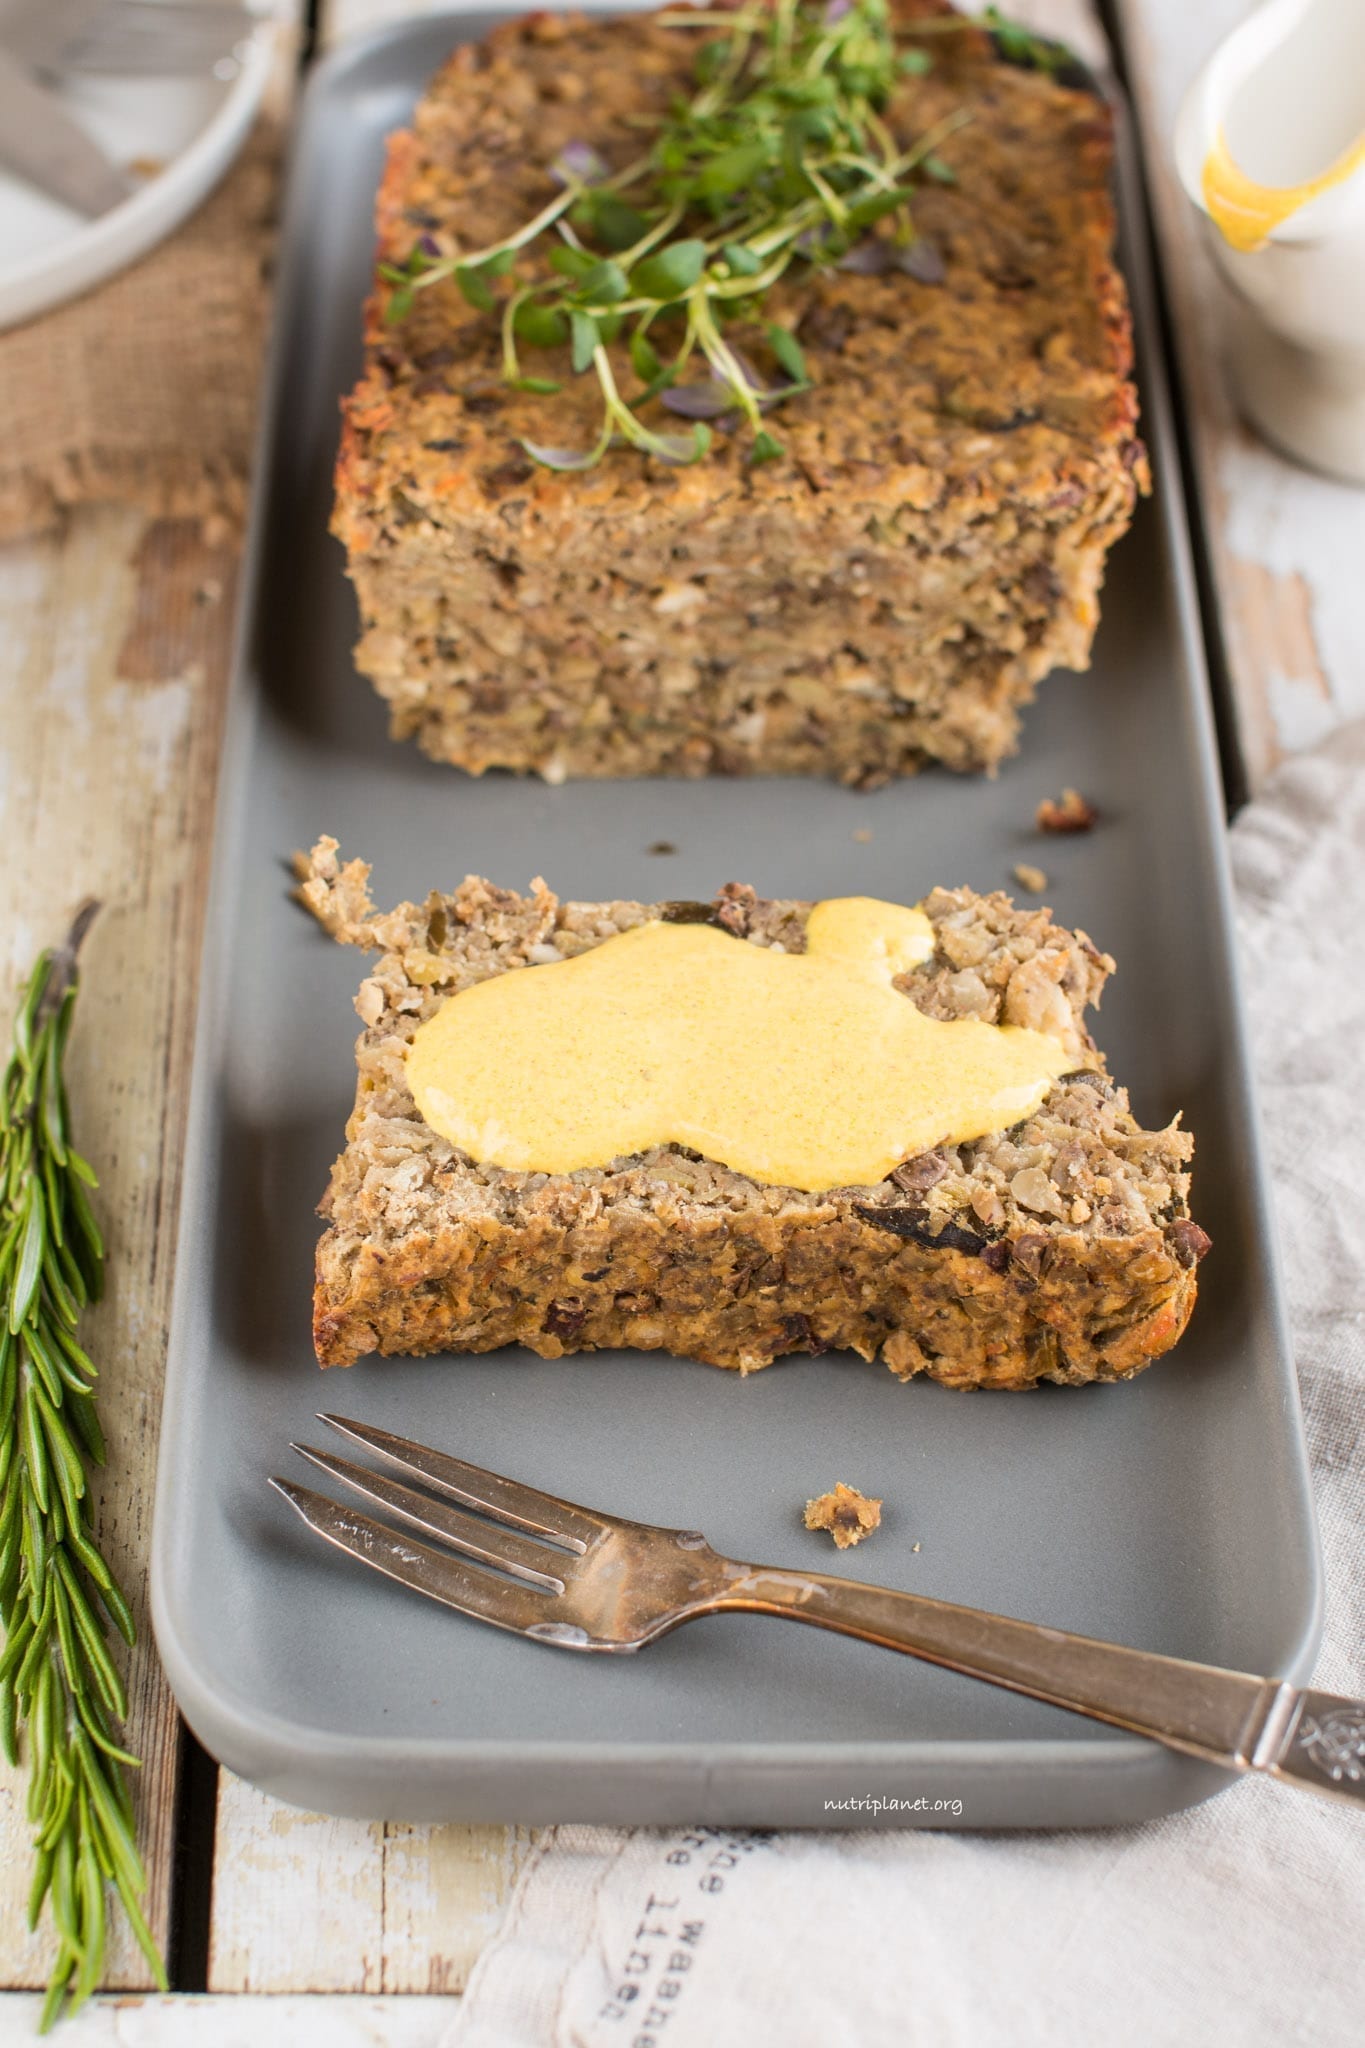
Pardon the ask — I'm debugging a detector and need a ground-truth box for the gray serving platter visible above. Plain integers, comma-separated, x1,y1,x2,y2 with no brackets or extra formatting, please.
151,11,1322,1828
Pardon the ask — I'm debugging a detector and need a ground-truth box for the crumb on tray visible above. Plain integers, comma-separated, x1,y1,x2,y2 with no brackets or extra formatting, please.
1036,787,1098,834
1012,862,1048,893
804,1483,883,1550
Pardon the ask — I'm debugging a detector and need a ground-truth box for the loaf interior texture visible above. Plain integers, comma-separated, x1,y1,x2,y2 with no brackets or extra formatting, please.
333,1,1147,787
297,838,1208,1389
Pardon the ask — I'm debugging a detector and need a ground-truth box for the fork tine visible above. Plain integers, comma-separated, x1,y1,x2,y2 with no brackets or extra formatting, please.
269,1479,588,1643
291,1443,568,1590
318,1416,608,1551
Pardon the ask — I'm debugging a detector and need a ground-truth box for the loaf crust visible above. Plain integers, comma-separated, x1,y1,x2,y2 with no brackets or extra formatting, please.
298,839,1207,1387
333,2,1146,787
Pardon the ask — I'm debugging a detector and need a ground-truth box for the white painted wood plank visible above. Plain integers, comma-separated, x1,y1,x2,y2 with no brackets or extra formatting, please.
0,1995,461,2046
376,1820,539,1994
0,509,240,1989
209,1774,536,1995
208,1778,386,1994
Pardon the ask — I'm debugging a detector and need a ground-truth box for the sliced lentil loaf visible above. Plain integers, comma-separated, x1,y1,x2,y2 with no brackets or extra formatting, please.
333,0,1146,786
296,838,1207,1386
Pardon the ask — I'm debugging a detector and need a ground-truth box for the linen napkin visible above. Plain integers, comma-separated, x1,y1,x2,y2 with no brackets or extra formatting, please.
440,721,1365,2048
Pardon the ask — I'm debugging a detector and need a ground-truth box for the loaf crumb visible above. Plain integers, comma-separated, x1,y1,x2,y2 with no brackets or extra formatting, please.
804,1483,883,1550
1012,862,1048,893
1036,787,1099,834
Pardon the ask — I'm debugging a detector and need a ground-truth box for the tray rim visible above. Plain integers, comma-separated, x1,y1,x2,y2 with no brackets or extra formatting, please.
149,6,1325,1827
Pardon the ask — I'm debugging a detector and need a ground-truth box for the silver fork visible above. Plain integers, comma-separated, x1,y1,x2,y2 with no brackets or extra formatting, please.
272,1416,1365,1810
1,0,258,79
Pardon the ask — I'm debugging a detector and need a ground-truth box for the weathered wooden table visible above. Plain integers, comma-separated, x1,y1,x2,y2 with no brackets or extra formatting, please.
2,0,1363,2030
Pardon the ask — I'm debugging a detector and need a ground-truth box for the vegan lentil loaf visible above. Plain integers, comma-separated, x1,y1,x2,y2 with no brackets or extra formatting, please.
296,836,1208,1386
333,1,1147,787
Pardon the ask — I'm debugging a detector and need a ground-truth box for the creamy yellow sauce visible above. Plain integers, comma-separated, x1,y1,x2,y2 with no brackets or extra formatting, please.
1202,123,1365,252
405,896,1072,1193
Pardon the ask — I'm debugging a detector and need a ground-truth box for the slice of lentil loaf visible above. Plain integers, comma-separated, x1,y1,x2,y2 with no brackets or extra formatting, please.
333,1,1146,788
296,837,1208,1387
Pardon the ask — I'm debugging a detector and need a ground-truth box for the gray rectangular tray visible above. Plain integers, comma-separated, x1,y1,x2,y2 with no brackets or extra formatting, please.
150,11,1322,1828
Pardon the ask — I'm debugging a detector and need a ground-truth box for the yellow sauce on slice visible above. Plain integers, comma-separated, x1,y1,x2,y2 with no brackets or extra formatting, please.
1202,123,1365,252
405,896,1072,1194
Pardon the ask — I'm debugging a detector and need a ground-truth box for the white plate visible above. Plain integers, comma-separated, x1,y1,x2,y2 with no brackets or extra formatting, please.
0,8,275,331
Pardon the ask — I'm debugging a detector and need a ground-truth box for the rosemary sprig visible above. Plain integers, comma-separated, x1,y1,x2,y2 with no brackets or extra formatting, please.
0,907,166,2032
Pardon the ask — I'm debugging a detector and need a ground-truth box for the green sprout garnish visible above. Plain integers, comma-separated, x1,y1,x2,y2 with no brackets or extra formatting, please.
980,5,1076,76
381,1,1075,469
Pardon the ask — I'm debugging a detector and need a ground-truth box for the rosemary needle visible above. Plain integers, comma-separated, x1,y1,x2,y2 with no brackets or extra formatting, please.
381,2,1076,470
0,906,166,2032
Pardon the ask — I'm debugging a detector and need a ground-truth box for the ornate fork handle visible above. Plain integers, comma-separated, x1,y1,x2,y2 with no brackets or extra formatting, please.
709,1567,1363,1806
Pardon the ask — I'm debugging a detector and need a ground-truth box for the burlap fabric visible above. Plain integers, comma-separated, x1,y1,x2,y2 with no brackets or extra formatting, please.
0,122,279,543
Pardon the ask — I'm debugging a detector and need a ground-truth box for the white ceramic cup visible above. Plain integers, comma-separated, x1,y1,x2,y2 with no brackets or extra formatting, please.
1174,0,1365,486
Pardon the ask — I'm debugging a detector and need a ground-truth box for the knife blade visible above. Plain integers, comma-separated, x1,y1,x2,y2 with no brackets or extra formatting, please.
0,0,106,74
2,0,253,79
0,45,130,216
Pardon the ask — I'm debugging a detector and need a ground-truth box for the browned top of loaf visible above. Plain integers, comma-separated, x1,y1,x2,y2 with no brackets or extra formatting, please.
334,0,1144,549
296,838,1196,1260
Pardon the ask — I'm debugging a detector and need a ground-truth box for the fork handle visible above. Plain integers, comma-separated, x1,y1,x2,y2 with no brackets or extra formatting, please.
711,1567,1363,1805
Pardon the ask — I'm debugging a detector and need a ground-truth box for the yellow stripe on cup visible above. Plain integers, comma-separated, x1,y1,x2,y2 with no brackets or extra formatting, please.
1202,123,1365,252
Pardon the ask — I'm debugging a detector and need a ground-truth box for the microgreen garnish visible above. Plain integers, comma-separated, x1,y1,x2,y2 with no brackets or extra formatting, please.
0,909,166,2031
980,5,1075,76
382,1,1074,469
